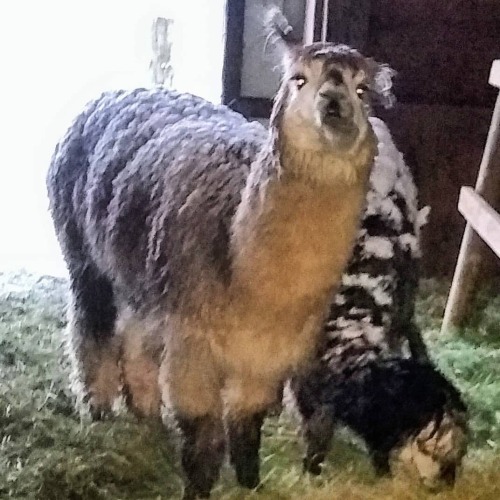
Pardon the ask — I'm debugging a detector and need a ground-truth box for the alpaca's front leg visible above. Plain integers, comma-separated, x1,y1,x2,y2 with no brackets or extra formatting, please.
370,449,391,476
160,335,225,499
227,411,265,489
291,378,335,475
224,377,281,489
301,407,335,475
177,414,226,500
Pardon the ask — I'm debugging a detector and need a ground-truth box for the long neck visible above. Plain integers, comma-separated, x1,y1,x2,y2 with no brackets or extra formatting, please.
230,136,373,312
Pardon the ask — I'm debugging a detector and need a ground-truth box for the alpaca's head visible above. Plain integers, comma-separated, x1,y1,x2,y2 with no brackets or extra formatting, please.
393,406,468,490
265,11,395,182
272,42,394,156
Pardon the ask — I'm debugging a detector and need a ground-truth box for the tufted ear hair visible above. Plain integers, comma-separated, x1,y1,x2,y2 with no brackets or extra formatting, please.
269,78,290,131
368,61,397,109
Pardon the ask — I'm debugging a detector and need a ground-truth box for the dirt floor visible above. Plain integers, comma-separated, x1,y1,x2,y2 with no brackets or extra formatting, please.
1,272,499,499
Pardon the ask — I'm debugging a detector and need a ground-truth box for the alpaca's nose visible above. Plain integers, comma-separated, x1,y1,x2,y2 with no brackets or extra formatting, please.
318,92,353,123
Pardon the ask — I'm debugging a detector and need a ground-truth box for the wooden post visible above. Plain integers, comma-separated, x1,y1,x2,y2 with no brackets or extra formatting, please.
150,17,174,87
441,60,500,331
458,187,500,259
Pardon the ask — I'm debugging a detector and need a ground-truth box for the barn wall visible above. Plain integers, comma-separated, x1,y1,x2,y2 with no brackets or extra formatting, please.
379,104,498,277
225,0,500,277
367,0,500,277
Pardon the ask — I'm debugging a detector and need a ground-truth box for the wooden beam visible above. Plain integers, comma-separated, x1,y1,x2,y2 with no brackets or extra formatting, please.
489,59,500,89
458,187,500,259
441,70,500,331
150,17,174,87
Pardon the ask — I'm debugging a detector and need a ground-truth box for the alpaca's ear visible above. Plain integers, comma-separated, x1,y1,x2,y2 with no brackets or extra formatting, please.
369,61,397,108
264,7,300,70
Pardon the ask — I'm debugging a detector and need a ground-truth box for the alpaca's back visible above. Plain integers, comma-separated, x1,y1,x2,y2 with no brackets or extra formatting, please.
47,88,266,312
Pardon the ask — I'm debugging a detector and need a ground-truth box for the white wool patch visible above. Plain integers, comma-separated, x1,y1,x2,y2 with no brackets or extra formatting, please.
341,273,393,306
369,116,424,234
364,193,403,229
348,307,371,316
334,294,346,306
363,323,386,344
371,155,398,196
361,235,394,259
417,206,431,234
327,316,385,345
399,233,421,258
370,119,400,191
321,345,347,363
335,324,365,340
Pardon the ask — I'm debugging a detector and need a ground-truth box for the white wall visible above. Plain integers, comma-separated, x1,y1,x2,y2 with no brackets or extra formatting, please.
0,0,225,276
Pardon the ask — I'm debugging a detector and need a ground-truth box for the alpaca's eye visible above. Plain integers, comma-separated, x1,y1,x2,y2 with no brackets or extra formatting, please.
356,84,368,98
291,74,307,90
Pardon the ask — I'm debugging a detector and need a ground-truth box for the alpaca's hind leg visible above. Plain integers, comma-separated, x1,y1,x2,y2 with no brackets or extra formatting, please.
301,407,335,475
225,378,281,489
160,339,225,499
120,316,162,419
66,262,121,418
291,378,334,475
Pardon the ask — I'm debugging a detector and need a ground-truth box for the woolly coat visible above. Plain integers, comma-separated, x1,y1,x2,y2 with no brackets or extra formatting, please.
293,355,466,456
47,88,266,315
48,90,420,368
47,87,375,414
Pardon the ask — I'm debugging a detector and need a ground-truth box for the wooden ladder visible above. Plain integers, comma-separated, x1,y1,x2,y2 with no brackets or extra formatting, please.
442,60,500,331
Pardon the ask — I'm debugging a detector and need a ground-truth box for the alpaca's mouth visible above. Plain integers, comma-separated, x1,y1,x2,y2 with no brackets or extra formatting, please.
318,112,358,137
322,116,357,133
318,117,359,147
440,463,457,486
421,473,456,491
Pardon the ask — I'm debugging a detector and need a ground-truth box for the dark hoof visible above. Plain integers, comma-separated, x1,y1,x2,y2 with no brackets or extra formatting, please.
228,412,265,490
303,455,323,476
182,487,211,500
177,414,225,500
236,467,260,490
89,406,113,421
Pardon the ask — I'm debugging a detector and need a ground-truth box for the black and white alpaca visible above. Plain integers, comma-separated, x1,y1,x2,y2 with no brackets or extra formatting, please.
323,117,430,364
291,118,468,490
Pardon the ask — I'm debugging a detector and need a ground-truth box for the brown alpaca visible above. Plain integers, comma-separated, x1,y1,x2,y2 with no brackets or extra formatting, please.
46,16,394,499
